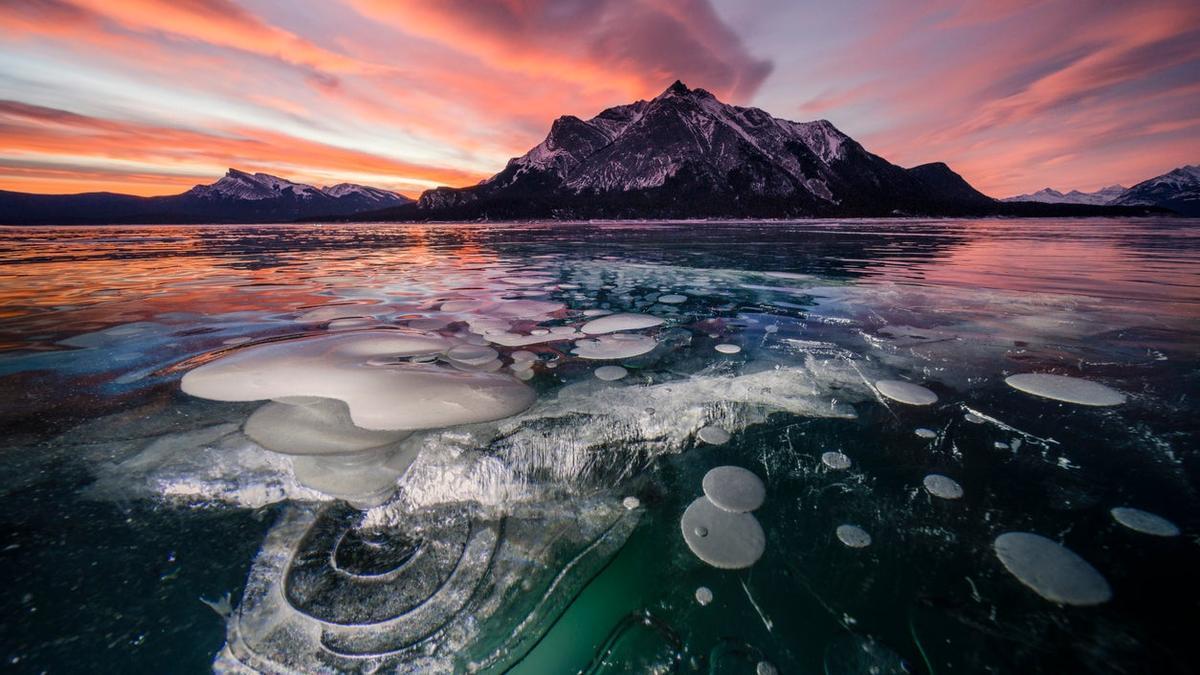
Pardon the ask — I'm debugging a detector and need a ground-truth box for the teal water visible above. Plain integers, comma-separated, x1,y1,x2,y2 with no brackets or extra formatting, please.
0,219,1197,673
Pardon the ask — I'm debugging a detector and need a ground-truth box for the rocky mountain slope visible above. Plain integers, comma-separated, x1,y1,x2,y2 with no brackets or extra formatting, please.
0,169,411,224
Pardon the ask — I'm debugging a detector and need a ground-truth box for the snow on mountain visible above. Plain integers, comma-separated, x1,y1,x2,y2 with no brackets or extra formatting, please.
1112,165,1200,216
415,80,994,218
1002,185,1126,205
189,169,323,201
321,183,407,202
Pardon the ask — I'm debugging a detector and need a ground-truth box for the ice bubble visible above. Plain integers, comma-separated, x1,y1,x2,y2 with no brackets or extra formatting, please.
581,309,612,317
510,350,537,363
756,662,778,675
291,448,412,508
915,428,937,439
697,425,732,445
181,330,535,431
875,380,938,406
1004,373,1125,406
486,331,579,347
446,344,499,366
658,294,688,304
572,333,657,360
622,496,640,510
580,312,664,335
964,412,985,424
993,532,1112,605
680,497,766,569
514,369,535,381
714,344,742,354
245,398,409,455
821,451,852,470
695,586,713,606
1110,507,1180,537
836,524,872,548
923,474,964,500
702,466,765,513
594,365,628,381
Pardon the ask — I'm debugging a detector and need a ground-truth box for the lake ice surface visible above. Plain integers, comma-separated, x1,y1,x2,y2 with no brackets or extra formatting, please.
0,219,1197,674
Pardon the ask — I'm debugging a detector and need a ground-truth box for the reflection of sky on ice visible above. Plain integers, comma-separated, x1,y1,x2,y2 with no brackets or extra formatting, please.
0,219,1197,673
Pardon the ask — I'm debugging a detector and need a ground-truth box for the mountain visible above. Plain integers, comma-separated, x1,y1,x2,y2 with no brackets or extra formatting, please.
398,81,996,220
0,169,411,225
1002,185,1127,206
1111,165,1200,216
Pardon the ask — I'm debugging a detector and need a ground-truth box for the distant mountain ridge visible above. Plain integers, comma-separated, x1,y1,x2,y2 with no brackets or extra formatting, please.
0,169,410,225
1002,166,1199,216
1112,165,1200,216
348,81,1168,221
1002,185,1127,206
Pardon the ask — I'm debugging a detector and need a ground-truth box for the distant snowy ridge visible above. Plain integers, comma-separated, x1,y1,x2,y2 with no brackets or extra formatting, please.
1002,185,1126,206
0,168,412,224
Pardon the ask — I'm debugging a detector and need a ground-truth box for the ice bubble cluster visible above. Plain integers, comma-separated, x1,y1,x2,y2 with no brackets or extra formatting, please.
594,365,629,381
245,398,409,455
922,474,964,500
682,465,769,569
697,425,732,445
836,524,872,548
821,451,852,470
1110,507,1179,537
681,497,766,569
993,532,1112,605
580,312,664,335
702,466,766,513
1004,373,1125,406
875,379,938,406
181,331,536,431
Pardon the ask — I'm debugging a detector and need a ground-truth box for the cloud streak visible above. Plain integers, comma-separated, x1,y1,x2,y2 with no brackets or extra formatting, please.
0,0,1195,198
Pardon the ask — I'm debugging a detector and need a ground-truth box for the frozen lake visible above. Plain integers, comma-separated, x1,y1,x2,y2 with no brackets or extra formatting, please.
0,218,1197,673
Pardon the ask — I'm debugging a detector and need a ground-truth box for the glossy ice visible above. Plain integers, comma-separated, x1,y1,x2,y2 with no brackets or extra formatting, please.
0,219,1197,674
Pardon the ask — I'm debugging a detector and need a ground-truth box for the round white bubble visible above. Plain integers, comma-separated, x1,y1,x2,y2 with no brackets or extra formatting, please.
1004,373,1125,406
836,524,872,548
622,496,640,510
702,466,765,513
875,380,938,406
695,586,713,606
572,333,657,360
697,425,731,445
923,474,964,500
580,313,664,335
680,497,766,569
821,451,852,470
594,365,628,381
993,532,1112,605
1110,507,1179,537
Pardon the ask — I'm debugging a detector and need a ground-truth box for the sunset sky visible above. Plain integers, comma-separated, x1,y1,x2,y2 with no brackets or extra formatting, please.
1,0,1198,199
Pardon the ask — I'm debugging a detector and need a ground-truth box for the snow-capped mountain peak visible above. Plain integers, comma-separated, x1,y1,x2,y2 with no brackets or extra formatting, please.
417,80,995,217
1002,184,1127,206
189,168,322,201
1112,164,1199,215
321,183,404,202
